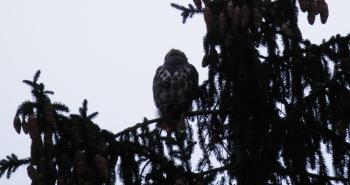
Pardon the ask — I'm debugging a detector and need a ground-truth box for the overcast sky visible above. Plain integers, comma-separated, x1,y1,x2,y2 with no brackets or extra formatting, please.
0,1,349,184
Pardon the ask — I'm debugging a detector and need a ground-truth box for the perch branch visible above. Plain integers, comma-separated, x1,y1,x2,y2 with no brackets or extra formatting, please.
114,110,221,138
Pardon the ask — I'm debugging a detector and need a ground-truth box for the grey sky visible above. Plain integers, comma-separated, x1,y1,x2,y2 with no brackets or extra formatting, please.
0,1,349,184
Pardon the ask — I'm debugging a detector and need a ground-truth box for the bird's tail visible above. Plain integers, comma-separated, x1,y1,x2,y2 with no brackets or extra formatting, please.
159,112,185,131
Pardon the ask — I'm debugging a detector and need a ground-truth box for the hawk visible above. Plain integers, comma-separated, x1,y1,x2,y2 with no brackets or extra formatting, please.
153,49,199,131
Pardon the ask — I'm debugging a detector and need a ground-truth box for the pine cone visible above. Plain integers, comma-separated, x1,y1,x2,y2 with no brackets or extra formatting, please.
308,1,319,15
28,115,40,140
219,12,227,35
252,8,262,29
22,119,29,134
204,7,213,27
224,34,233,47
94,154,109,181
231,6,241,28
299,0,309,12
226,1,234,19
317,0,325,11
319,1,328,24
202,54,210,67
240,5,250,28
75,151,87,177
203,49,218,67
27,165,37,180
44,128,53,147
44,103,57,130
307,11,316,25
13,115,21,134
31,140,42,165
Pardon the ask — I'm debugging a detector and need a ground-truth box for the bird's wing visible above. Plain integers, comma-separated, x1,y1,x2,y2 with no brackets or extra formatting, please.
153,65,172,109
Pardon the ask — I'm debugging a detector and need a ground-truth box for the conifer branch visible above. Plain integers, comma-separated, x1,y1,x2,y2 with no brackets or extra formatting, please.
316,124,350,153
307,172,349,183
125,141,174,168
114,117,160,138
194,164,350,183
0,154,30,179
194,165,231,177
170,3,203,23
114,110,221,138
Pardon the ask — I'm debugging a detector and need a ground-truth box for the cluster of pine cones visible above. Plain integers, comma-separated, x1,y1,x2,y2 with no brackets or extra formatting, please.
195,0,329,32
14,102,59,185
201,1,263,35
14,101,109,185
298,0,329,25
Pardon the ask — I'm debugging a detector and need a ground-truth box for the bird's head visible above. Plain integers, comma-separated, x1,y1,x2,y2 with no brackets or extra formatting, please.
164,49,188,66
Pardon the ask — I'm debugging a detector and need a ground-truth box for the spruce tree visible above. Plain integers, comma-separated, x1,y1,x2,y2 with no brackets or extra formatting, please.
1,0,350,185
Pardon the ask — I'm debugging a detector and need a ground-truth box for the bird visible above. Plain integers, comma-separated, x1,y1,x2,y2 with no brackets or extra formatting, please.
153,49,199,131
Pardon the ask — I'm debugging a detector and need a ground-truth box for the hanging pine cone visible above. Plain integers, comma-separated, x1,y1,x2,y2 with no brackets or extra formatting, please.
202,54,210,67
307,11,316,25
240,5,251,28
193,0,202,10
224,34,233,47
308,1,319,15
75,151,87,177
252,8,262,29
317,0,325,6
94,154,109,181
13,115,21,134
299,0,309,12
31,140,42,165
22,119,29,134
202,49,219,67
44,103,57,130
317,0,325,11
319,0,328,24
44,128,53,147
219,12,227,35
226,1,234,19
204,7,213,27
27,165,37,180
28,114,40,140
231,6,241,28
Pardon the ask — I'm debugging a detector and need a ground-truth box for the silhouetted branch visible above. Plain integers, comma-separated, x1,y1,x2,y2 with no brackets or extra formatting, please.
125,141,174,168
307,172,349,183
317,124,350,153
195,166,231,177
0,154,30,179
194,164,350,183
114,110,221,138
170,3,203,23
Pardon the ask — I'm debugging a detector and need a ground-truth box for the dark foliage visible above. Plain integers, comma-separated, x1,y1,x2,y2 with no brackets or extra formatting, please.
1,0,350,185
